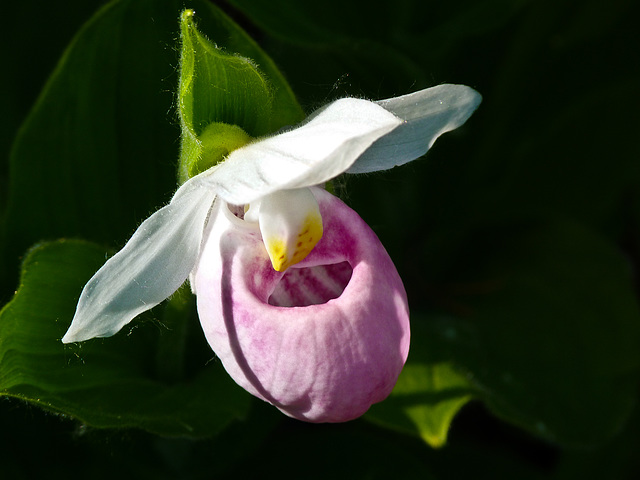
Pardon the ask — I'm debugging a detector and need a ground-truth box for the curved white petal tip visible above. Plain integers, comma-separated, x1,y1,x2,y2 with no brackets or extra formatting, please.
348,84,482,173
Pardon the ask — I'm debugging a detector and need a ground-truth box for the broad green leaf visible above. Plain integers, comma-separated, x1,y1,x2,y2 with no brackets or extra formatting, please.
418,221,640,447
365,318,476,448
366,361,474,448
2,0,178,294
0,0,105,214
0,239,250,435
1,0,303,296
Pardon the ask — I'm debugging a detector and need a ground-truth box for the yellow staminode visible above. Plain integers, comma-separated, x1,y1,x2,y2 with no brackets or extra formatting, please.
266,211,323,272
254,188,324,272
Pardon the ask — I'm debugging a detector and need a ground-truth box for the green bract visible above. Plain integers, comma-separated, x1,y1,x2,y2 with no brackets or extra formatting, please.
177,9,304,184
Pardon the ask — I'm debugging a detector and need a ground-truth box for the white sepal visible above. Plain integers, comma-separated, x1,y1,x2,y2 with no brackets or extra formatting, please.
201,97,402,205
62,175,216,343
348,84,482,173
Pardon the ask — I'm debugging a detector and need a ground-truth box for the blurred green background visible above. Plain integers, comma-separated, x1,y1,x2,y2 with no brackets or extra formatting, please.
1,0,639,478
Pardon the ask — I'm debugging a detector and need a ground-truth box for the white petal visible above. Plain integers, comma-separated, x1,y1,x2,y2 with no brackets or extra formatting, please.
201,98,402,205
347,84,482,173
62,176,216,343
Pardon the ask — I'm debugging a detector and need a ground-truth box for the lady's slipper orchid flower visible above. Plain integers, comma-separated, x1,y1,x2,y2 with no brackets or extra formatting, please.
62,84,481,422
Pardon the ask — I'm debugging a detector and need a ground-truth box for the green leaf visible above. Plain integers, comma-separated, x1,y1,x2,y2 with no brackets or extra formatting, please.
0,239,250,435
365,317,476,448
2,0,178,292
366,361,474,448
0,0,105,213
365,218,640,449
420,220,640,447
